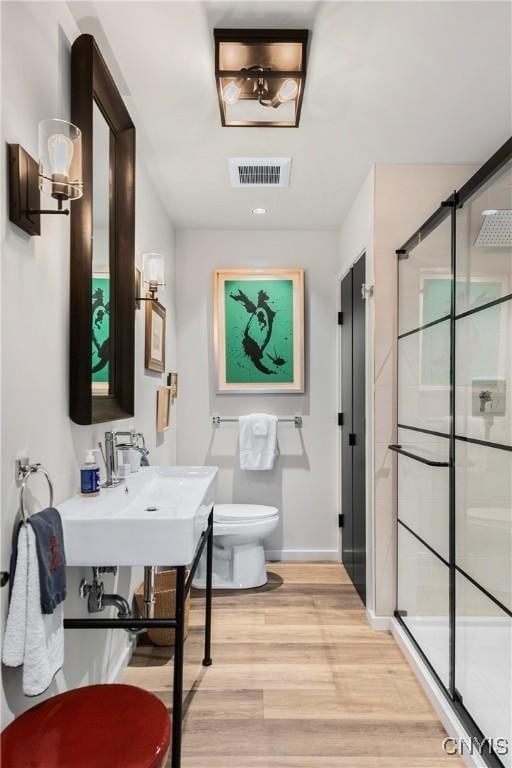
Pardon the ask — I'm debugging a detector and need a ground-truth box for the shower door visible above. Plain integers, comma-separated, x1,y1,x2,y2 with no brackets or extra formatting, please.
396,213,453,690
395,142,512,768
453,158,512,768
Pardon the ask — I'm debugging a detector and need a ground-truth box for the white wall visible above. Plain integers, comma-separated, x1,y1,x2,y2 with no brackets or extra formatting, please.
338,163,478,619
0,2,177,723
175,230,339,560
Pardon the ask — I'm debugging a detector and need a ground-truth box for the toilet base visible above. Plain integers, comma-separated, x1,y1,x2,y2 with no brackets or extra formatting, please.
193,539,268,590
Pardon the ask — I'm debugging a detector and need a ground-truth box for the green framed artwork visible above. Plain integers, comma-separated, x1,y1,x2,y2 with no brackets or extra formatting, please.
213,268,304,393
91,274,110,396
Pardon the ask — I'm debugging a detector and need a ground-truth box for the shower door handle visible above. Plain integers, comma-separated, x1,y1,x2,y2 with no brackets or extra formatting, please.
388,444,450,467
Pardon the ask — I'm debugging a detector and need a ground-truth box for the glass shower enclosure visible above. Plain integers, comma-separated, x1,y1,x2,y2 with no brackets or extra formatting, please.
394,138,512,768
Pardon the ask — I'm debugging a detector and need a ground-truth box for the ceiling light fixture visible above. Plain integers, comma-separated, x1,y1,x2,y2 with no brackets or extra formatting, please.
252,207,267,215
214,29,308,128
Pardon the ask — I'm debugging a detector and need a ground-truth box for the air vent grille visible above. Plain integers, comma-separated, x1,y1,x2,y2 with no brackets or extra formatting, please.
238,165,281,186
228,157,291,187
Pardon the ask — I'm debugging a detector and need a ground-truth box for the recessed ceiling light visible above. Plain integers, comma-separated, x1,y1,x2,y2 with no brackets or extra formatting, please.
252,207,267,215
482,209,498,216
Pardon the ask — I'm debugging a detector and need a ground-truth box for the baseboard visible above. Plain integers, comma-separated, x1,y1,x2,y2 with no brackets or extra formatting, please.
366,607,392,631
391,619,487,768
265,549,340,562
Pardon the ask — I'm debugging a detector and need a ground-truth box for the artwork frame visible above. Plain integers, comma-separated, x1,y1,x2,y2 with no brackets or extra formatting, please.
145,298,166,372
213,268,304,394
167,372,178,400
156,386,171,432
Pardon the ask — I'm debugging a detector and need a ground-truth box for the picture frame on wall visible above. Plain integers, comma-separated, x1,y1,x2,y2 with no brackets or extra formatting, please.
145,298,166,372
167,372,178,400
156,386,171,432
213,268,305,394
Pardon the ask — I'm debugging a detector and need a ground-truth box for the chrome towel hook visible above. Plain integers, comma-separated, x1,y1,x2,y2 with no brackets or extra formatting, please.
16,457,54,524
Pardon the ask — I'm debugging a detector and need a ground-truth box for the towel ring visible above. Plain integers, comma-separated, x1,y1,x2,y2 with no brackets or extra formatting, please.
17,459,54,524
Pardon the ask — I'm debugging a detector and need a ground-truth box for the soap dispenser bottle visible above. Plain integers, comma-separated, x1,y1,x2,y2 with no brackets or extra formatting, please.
81,450,100,497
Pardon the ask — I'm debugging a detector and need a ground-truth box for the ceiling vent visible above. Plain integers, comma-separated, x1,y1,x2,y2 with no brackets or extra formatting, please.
228,157,292,187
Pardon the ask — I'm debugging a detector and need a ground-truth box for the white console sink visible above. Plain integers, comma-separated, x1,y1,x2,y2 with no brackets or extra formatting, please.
59,466,217,566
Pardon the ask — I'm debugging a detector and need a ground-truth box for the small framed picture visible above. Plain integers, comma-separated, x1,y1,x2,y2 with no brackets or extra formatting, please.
167,372,178,400
156,386,171,432
145,299,166,372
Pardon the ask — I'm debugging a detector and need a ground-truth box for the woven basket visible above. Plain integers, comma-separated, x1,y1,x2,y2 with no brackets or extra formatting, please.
134,570,190,646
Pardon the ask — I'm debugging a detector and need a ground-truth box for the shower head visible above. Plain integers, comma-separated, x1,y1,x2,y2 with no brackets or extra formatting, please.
475,209,512,247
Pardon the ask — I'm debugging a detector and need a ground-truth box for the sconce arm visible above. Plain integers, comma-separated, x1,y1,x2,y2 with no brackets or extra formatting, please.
28,208,69,216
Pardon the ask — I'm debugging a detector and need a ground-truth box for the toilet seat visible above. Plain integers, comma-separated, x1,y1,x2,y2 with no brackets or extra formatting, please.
1,684,170,768
214,504,278,524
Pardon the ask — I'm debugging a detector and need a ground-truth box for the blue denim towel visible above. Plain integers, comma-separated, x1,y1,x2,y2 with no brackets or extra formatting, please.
10,508,67,614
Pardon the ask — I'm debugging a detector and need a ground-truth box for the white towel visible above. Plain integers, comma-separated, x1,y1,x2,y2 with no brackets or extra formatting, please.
2,524,64,696
239,414,278,470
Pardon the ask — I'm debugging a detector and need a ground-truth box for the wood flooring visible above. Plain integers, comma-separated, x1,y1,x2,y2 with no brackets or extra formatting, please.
124,562,463,767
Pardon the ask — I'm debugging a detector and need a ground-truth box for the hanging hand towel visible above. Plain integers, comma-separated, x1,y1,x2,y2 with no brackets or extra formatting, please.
28,507,66,613
2,523,64,696
239,414,278,470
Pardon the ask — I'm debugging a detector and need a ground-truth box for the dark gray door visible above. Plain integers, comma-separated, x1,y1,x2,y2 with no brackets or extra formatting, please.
340,253,366,604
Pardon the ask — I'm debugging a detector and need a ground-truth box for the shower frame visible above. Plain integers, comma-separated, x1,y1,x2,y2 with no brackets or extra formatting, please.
393,136,512,768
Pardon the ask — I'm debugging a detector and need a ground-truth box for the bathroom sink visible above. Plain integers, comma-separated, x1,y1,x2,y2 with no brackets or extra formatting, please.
58,466,217,566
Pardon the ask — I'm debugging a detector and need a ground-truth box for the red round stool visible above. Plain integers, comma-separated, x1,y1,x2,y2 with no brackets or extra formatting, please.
1,684,171,768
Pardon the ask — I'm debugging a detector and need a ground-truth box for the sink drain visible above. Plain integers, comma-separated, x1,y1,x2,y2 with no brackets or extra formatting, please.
145,506,158,512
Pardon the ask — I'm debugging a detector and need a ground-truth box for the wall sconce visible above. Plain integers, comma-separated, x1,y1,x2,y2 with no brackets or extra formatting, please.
214,29,308,127
8,118,83,236
135,252,165,308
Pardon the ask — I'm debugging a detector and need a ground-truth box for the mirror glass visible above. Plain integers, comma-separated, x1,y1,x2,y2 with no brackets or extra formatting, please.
91,102,112,398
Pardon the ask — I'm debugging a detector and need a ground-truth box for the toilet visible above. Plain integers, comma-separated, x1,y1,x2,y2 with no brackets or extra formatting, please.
1,684,171,768
194,504,279,589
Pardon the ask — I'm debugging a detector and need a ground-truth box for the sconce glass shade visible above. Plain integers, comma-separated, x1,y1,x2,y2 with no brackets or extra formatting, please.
38,119,83,201
143,252,166,295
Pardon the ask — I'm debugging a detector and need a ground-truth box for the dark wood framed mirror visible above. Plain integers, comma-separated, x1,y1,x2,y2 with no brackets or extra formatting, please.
70,34,135,424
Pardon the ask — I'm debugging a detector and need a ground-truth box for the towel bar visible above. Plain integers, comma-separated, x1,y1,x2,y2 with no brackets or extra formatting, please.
212,415,303,428
16,457,54,523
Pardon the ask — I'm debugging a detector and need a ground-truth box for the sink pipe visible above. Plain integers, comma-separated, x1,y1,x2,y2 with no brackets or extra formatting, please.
79,566,155,634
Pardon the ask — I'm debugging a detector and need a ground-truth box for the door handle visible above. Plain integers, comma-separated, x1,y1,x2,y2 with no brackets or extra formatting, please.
388,444,450,467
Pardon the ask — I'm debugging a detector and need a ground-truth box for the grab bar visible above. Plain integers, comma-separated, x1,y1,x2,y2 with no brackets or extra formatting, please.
388,444,450,467
16,456,54,523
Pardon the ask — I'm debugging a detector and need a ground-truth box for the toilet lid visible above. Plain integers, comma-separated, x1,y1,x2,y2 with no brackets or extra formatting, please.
213,504,279,523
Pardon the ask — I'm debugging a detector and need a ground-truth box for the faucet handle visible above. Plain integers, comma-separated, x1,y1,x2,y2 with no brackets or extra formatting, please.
79,578,91,599
79,576,104,612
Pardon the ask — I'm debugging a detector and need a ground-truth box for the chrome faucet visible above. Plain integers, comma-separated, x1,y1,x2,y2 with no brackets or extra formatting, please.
99,429,150,488
100,431,124,488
